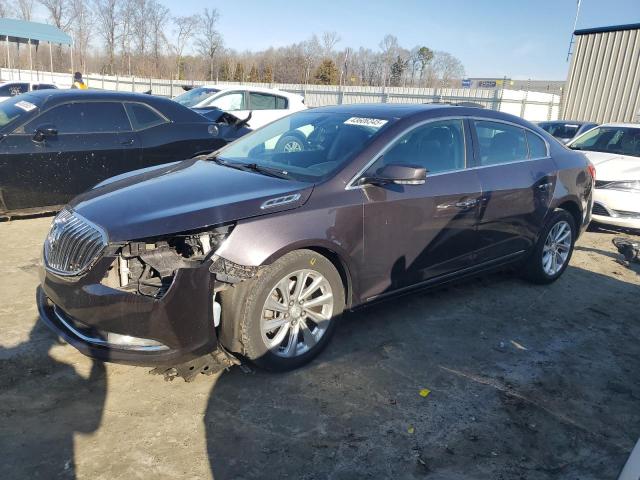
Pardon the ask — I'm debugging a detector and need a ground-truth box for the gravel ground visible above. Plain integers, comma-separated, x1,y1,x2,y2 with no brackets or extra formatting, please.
0,216,639,480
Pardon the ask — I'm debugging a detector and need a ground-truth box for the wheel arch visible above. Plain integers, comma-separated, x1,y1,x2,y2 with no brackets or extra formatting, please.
261,241,356,309
556,199,583,237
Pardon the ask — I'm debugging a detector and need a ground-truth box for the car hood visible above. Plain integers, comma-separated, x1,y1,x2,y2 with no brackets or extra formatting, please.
69,159,313,242
581,151,640,181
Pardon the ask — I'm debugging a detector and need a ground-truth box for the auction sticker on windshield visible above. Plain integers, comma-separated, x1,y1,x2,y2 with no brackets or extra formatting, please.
15,101,37,112
344,117,388,128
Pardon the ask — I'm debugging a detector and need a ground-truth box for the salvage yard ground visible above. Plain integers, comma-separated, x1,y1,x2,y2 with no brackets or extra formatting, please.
1,216,639,480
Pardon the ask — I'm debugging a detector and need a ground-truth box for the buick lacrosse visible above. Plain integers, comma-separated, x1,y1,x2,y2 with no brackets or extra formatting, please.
37,104,594,378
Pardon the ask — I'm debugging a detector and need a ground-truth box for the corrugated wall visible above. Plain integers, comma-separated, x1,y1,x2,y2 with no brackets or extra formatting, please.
563,27,640,123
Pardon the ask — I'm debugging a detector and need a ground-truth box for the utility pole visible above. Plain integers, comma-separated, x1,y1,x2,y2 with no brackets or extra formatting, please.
566,0,582,61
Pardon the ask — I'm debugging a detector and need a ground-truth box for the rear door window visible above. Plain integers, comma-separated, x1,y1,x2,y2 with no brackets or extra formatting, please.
474,120,528,166
249,92,288,110
25,102,132,133
125,103,167,130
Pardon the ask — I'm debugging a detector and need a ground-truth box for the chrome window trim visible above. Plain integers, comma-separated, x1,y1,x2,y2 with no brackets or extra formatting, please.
346,115,551,190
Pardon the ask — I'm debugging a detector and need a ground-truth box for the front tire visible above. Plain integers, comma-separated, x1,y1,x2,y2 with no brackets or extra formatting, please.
235,250,344,371
522,209,576,284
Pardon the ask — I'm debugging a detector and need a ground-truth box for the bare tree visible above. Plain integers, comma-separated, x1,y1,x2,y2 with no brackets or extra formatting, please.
195,8,223,81
321,31,340,58
17,0,35,20
0,1,7,17
117,0,135,75
301,34,321,84
71,0,93,72
172,15,198,79
148,0,169,77
39,0,76,69
379,34,399,86
94,0,119,74
39,0,76,31
431,51,465,87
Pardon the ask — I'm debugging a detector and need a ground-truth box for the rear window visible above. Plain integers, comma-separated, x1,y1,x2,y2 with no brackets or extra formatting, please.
125,103,167,130
0,83,29,96
526,130,548,158
539,122,579,139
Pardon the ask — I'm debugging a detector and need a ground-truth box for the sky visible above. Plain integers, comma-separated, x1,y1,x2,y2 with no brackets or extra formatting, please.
157,0,640,80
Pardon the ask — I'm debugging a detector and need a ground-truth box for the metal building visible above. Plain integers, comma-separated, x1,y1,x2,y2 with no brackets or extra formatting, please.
562,23,640,123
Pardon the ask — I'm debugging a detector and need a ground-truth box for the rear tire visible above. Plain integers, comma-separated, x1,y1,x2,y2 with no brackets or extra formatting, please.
522,209,576,284
235,250,344,371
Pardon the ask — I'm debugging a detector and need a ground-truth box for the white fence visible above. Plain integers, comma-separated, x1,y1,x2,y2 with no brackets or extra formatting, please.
0,68,561,121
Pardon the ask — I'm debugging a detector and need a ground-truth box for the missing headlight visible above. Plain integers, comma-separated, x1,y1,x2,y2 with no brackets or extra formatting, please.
102,224,234,298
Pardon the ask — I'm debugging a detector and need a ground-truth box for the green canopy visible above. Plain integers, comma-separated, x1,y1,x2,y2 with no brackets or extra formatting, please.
0,18,72,45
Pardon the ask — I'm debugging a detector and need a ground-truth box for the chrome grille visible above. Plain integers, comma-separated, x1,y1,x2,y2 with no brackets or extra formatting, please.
44,209,107,276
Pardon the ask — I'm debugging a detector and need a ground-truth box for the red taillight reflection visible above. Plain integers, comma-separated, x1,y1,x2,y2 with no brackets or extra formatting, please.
587,163,596,181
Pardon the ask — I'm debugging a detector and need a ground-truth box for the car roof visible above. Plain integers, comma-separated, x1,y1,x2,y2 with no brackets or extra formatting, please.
538,120,594,125
598,122,640,129
195,84,303,100
307,102,491,118
21,89,210,123
0,80,57,86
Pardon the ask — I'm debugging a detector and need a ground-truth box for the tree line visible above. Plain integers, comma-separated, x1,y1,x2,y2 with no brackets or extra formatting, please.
0,0,465,87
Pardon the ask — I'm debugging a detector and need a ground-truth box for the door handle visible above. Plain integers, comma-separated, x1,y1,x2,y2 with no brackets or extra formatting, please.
120,138,135,146
455,199,478,209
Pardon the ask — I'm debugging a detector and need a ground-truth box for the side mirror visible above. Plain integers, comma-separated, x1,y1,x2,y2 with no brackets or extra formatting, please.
359,164,427,186
33,125,58,143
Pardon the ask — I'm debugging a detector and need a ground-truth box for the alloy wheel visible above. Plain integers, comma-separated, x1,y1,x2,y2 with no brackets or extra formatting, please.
542,220,572,276
260,269,334,358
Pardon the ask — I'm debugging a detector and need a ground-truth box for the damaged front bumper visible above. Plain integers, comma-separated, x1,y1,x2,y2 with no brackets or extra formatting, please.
37,256,225,368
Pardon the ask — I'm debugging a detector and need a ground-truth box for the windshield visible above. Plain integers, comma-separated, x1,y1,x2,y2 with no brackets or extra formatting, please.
217,111,396,182
570,126,640,157
173,87,220,107
0,95,39,131
538,122,580,139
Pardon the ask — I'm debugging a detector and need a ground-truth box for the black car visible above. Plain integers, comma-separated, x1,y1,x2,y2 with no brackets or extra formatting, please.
537,120,598,144
37,104,594,378
0,90,245,216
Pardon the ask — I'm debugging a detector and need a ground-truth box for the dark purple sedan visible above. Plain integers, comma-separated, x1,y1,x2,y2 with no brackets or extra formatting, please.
37,104,594,378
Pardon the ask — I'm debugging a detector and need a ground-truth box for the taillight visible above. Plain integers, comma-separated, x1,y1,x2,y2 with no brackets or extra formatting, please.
587,163,596,181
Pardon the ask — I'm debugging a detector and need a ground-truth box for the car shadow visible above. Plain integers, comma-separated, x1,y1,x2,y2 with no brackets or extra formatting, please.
0,319,107,480
204,264,639,479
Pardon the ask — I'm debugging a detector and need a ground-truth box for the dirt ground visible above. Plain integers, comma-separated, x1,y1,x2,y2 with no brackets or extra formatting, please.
1,216,639,480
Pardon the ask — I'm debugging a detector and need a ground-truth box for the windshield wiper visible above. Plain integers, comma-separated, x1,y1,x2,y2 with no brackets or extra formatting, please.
241,163,291,180
210,157,291,179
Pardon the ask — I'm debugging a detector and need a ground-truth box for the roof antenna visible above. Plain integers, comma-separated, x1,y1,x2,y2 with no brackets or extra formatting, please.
566,0,583,61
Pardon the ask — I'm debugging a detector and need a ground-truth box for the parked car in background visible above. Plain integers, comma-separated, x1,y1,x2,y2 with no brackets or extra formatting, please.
568,123,640,230
538,120,598,144
0,90,244,216
174,85,306,129
0,81,58,102
37,104,594,377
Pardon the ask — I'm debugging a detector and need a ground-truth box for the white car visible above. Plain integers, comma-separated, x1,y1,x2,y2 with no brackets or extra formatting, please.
173,85,306,129
568,123,640,230
0,81,58,102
